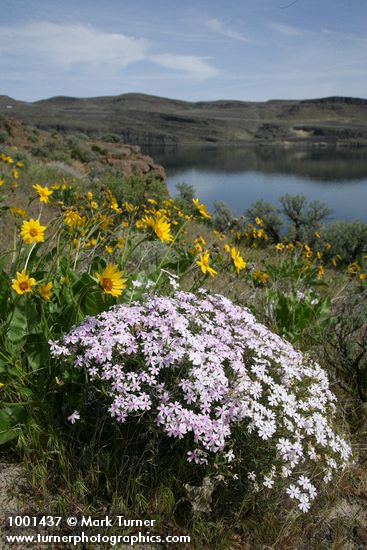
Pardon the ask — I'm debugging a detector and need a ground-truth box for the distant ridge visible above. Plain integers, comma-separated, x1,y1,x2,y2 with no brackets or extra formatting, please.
0,93,366,146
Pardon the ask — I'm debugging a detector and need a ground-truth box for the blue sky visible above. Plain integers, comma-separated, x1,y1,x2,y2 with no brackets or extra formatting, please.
1,0,366,102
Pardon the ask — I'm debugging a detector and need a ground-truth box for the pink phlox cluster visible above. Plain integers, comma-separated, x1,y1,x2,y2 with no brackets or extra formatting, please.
51,290,351,511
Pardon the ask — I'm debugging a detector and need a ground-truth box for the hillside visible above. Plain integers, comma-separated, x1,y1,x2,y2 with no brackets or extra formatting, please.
0,93,366,146
0,114,165,181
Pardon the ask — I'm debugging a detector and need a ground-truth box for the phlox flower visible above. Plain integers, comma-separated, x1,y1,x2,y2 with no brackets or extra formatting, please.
51,290,351,514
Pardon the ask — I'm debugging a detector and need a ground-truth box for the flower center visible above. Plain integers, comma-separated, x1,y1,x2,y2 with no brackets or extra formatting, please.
102,277,113,291
30,228,38,237
19,281,29,291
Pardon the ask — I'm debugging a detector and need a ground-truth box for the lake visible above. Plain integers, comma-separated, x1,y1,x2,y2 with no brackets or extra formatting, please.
142,145,367,222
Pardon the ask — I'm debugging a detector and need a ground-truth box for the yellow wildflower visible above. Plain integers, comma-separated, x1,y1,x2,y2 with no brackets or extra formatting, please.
252,270,269,285
359,273,366,280
275,243,285,251
20,218,46,244
231,247,246,274
0,178,4,186
110,199,120,212
11,270,36,295
142,215,174,243
255,217,263,226
223,243,231,253
196,250,217,277
105,245,113,254
39,282,53,301
64,209,84,228
317,265,325,279
10,207,27,218
347,262,361,275
96,264,127,297
192,198,211,220
115,237,124,249
33,184,53,204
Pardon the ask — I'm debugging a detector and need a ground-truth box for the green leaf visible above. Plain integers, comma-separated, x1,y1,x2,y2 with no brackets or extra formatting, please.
7,303,28,345
0,270,9,317
83,291,111,316
0,405,26,445
26,333,49,371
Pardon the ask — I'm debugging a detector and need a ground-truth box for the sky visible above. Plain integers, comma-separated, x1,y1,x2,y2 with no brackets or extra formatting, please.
1,0,366,102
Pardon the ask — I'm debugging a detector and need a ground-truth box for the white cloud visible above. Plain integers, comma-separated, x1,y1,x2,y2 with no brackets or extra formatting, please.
207,18,252,42
151,54,218,79
270,22,306,37
0,21,218,80
0,22,148,70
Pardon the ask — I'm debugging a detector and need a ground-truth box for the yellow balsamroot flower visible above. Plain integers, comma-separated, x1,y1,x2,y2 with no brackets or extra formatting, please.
303,244,312,258
115,237,124,249
231,247,246,274
255,217,263,226
39,282,53,301
286,243,295,251
142,215,174,243
347,262,361,275
0,178,4,186
20,218,46,244
105,245,113,254
110,199,120,212
359,273,366,281
96,264,127,297
223,243,231,253
195,236,206,246
16,161,24,168
10,207,27,218
0,383,5,390
275,243,285,251
317,265,325,279
11,181,17,189
64,209,84,228
252,270,269,285
12,168,19,179
192,198,211,220
190,242,203,255
11,270,36,295
196,250,217,277
33,184,53,204
87,191,93,201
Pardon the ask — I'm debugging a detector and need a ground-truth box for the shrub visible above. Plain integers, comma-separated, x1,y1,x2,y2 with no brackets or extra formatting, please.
213,200,234,232
52,290,351,514
98,170,167,205
321,221,367,264
279,194,332,243
245,199,282,242
101,133,122,143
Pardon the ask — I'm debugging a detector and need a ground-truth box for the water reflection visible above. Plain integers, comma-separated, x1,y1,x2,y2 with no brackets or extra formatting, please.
142,145,367,221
